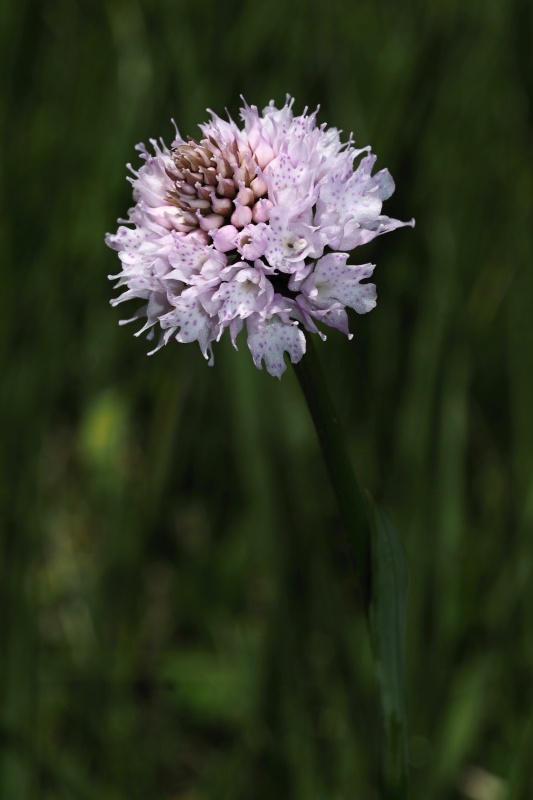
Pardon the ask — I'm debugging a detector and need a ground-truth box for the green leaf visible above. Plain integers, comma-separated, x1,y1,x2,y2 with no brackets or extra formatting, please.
367,497,410,799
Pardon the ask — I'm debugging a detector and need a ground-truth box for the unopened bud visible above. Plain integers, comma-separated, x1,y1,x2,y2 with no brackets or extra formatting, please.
250,176,268,198
217,178,237,198
211,225,238,252
252,199,273,223
236,187,254,207
231,204,253,228
254,141,275,169
198,213,224,232
211,195,233,215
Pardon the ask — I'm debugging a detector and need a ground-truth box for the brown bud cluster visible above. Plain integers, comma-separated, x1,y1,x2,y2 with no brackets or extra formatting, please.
166,137,270,233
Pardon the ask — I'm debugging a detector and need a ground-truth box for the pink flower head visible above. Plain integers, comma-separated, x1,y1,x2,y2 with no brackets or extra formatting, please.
106,97,414,378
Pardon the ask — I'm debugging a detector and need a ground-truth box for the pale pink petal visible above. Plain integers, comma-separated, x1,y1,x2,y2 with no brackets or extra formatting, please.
300,253,377,315
247,316,306,378
160,297,216,360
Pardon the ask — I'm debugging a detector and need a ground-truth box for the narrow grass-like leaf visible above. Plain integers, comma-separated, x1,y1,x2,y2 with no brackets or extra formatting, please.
507,714,533,800
367,498,410,799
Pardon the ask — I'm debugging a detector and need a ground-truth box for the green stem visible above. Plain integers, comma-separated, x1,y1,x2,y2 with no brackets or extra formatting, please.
293,336,410,800
293,335,371,610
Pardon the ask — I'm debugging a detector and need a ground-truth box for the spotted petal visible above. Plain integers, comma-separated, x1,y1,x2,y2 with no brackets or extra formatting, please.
247,316,306,378
160,296,217,362
300,253,377,315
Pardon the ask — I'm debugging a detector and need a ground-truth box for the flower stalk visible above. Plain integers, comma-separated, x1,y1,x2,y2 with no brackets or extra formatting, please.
293,335,371,607
294,336,410,799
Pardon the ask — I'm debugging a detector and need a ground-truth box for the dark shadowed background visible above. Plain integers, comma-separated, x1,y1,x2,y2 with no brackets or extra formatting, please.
1,1,532,798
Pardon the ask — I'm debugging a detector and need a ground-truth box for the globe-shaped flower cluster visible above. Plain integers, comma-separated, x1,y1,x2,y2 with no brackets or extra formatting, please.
106,97,413,377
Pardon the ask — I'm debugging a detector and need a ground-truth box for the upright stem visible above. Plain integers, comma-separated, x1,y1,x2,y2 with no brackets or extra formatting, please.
293,336,371,610
293,337,410,800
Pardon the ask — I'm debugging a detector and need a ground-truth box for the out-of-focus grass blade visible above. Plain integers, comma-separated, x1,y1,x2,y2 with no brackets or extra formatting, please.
425,656,492,797
507,715,533,800
367,497,410,799
0,720,122,800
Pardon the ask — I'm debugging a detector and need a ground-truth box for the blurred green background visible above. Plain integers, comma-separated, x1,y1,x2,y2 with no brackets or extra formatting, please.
1,0,532,798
